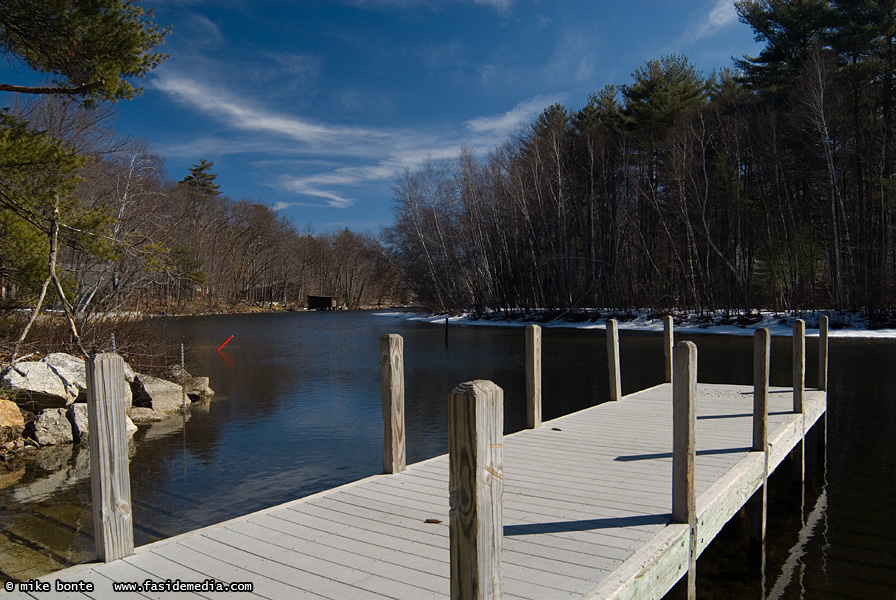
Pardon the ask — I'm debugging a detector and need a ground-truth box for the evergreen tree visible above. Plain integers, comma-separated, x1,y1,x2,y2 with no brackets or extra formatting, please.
180,159,221,196
0,0,170,105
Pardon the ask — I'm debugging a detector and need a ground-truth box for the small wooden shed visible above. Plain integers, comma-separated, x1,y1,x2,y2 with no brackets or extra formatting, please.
307,295,338,310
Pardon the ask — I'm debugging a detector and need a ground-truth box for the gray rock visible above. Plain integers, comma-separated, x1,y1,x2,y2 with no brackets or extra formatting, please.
183,376,214,402
127,406,167,424
2,362,75,410
42,353,87,400
67,403,89,442
131,375,188,415
31,408,74,446
67,403,137,442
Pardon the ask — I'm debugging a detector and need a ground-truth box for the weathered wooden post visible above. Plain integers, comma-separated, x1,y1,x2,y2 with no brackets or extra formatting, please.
380,334,405,474
793,319,805,413
792,320,806,486
748,328,770,580
86,353,134,562
672,341,697,600
817,315,829,453
818,315,829,392
663,315,674,384
526,324,542,429
753,328,770,454
449,380,504,600
607,319,622,402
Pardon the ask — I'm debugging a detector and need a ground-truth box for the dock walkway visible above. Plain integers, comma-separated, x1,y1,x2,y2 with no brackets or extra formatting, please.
3,382,826,600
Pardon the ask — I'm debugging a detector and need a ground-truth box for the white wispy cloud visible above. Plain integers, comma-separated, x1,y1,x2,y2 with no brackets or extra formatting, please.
152,72,550,210
687,0,739,42
152,74,389,147
465,94,564,136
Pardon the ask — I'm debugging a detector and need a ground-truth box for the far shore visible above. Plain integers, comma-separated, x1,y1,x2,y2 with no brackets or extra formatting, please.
376,308,896,338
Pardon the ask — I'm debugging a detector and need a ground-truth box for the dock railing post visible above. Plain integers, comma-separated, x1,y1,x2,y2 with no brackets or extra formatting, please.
793,319,805,413
449,380,504,600
672,341,697,600
792,320,806,486
749,328,770,583
818,315,829,392
818,315,829,453
664,315,674,384
607,318,622,402
380,334,406,474
86,352,134,562
526,324,542,428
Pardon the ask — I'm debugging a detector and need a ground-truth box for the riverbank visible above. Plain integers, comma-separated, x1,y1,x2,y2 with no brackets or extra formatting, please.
379,308,896,338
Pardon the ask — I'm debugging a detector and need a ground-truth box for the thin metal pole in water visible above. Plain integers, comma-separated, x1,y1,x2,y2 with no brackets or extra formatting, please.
445,316,449,348
181,342,188,482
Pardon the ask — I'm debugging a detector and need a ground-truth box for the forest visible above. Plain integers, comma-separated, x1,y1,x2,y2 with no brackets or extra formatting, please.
386,1,896,315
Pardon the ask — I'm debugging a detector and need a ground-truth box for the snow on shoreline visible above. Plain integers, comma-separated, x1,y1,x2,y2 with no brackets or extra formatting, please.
374,309,896,338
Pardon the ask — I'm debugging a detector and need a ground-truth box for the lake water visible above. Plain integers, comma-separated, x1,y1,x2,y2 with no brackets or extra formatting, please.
0,310,894,598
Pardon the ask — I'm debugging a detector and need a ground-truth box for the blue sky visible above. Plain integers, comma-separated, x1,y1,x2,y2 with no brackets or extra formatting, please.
4,0,762,233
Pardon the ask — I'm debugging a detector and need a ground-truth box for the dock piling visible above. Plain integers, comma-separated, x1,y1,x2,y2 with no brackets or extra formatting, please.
672,341,697,600
380,334,406,474
449,380,504,600
663,315,674,384
607,318,622,402
526,324,542,428
792,320,806,486
86,353,134,563
749,329,770,583
818,315,829,392
793,319,805,413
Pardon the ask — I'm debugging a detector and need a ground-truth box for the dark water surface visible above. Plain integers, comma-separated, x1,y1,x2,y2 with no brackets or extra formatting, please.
0,311,894,598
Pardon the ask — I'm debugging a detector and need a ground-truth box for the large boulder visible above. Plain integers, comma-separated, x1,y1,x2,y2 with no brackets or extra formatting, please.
131,374,187,415
1,362,75,410
0,398,25,444
30,408,74,446
67,403,137,442
42,353,133,408
42,353,87,401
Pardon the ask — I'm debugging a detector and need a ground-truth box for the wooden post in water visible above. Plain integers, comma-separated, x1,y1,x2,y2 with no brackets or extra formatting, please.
817,315,829,453
818,315,829,392
526,324,542,428
792,320,806,486
607,319,622,402
449,380,504,600
663,315,674,384
753,328,770,454
672,341,697,600
380,334,406,474
793,319,805,413
86,353,134,562
748,328,770,583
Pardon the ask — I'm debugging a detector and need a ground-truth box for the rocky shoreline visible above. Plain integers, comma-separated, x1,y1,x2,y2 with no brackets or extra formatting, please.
0,353,214,463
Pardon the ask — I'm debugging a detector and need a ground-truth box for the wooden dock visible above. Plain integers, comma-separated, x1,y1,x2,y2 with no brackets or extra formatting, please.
1,320,828,599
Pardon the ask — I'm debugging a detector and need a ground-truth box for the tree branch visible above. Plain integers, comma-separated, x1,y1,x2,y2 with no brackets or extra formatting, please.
0,80,105,96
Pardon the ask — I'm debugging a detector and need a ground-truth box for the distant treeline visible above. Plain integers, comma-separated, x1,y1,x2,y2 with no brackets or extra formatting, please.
0,100,405,315
385,1,896,314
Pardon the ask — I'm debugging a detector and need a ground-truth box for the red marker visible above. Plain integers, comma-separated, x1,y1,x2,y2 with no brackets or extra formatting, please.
217,335,234,352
